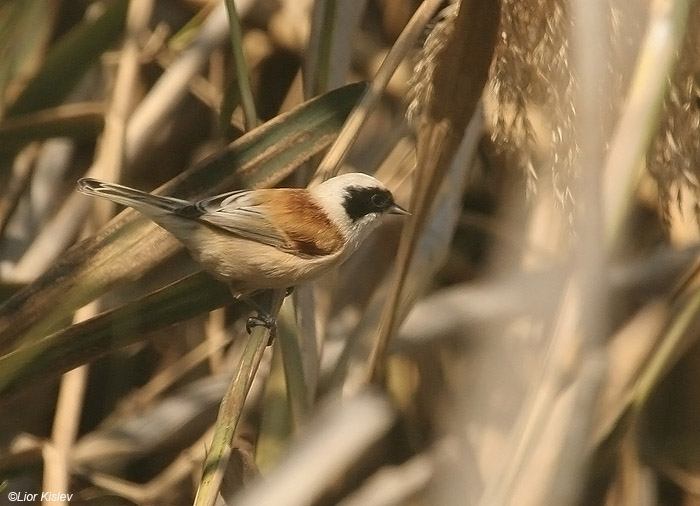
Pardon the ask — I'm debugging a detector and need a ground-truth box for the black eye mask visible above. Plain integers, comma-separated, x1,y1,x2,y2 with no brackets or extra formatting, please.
343,186,395,221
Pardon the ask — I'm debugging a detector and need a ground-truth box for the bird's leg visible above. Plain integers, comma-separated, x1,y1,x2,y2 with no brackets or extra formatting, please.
230,288,277,339
245,288,295,340
245,314,276,334
242,299,277,338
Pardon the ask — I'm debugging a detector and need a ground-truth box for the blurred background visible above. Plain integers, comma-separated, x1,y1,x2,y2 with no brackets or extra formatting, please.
0,0,700,505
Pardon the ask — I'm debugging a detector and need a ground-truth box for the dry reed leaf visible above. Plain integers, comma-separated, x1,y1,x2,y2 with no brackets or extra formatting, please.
226,391,395,506
367,0,502,384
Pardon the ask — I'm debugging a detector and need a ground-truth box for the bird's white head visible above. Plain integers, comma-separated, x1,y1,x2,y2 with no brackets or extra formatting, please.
310,173,409,254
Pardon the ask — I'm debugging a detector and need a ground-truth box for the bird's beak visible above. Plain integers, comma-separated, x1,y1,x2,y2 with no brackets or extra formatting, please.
388,203,411,216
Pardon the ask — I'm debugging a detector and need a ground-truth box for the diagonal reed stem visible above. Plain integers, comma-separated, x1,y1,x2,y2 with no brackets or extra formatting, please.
193,289,285,506
223,0,258,130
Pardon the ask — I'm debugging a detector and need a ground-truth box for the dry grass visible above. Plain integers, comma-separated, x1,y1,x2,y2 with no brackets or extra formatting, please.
1,0,700,505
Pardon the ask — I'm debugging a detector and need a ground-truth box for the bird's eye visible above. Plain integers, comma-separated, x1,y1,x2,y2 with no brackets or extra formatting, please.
370,193,388,208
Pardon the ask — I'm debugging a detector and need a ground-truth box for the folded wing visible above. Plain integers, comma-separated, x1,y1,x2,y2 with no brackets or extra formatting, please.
192,189,297,253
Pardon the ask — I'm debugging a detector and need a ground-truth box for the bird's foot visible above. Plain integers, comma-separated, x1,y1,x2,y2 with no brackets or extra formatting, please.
246,313,277,345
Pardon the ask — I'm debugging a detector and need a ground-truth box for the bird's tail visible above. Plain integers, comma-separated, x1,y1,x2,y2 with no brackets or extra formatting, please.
77,178,192,215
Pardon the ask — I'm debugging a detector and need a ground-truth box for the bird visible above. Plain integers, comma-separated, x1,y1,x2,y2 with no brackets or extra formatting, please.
77,173,409,331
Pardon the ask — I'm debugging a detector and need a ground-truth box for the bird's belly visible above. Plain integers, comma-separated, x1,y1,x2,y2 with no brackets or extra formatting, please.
192,234,341,291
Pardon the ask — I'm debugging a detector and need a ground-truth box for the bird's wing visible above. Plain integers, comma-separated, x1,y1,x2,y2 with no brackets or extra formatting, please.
191,189,298,253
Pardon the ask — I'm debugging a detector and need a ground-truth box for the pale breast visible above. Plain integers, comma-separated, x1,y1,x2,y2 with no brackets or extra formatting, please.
190,224,344,295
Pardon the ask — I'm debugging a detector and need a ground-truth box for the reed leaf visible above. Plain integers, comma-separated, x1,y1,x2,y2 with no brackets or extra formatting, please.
0,83,366,350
